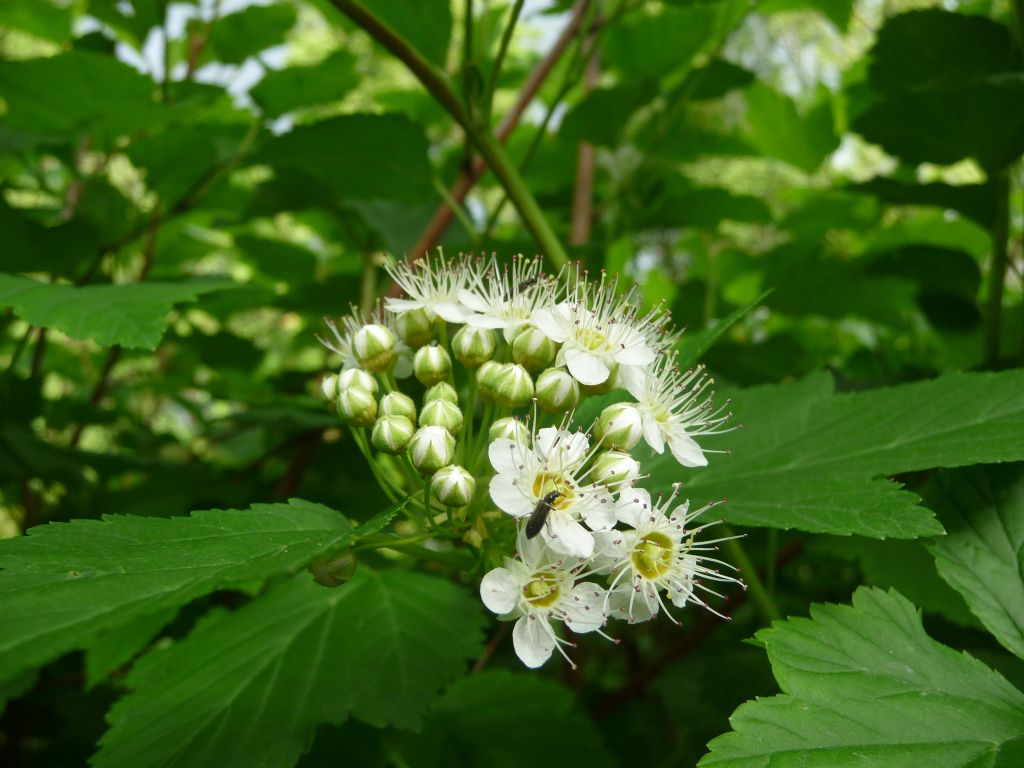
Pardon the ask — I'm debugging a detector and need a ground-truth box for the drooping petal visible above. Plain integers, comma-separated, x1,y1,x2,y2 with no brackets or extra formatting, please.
641,410,665,454
615,338,655,367
564,346,610,386
667,430,708,467
561,582,607,634
512,614,556,668
466,314,507,330
384,297,429,316
668,576,695,608
619,364,647,399
607,582,658,624
488,437,522,475
433,301,469,324
479,567,520,615
615,487,652,528
544,512,594,558
531,308,568,343
489,473,535,518
578,488,617,531
457,289,490,313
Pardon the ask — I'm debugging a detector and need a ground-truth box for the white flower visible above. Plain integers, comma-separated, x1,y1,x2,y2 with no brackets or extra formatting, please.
532,275,662,389
479,532,606,668
596,487,741,624
459,255,558,341
384,251,477,323
488,425,617,558
625,361,730,468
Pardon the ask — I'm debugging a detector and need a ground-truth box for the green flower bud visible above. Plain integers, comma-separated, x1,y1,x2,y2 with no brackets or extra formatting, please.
424,381,458,404
414,344,451,386
535,368,579,413
489,416,529,443
408,425,455,474
452,325,497,367
379,391,417,421
476,360,501,403
493,363,534,409
371,414,415,454
590,450,641,486
337,367,378,394
321,373,338,401
353,324,396,372
595,402,643,450
394,308,435,348
310,550,358,587
511,324,557,372
337,386,377,427
419,399,464,433
430,464,476,507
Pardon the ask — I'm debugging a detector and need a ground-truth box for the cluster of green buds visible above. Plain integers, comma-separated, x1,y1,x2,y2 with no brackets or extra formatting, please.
316,252,741,670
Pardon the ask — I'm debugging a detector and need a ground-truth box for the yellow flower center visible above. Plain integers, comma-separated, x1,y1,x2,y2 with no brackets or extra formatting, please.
532,472,574,509
631,533,675,579
523,571,561,607
576,326,608,352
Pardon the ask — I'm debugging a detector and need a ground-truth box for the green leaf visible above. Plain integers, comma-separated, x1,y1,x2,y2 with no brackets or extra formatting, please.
560,82,658,146
257,114,434,203
854,177,998,229
742,84,838,173
84,608,180,689
649,369,1024,537
0,0,72,43
603,4,721,80
677,291,770,370
930,464,1024,661
126,127,221,207
93,569,485,767
250,49,360,118
206,3,298,64
0,199,95,275
357,0,452,68
0,499,357,684
702,588,1024,767
0,274,232,350
404,670,615,768
760,0,853,30
0,51,163,148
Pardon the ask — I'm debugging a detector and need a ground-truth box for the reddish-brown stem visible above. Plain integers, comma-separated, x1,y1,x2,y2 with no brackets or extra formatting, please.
569,46,599,246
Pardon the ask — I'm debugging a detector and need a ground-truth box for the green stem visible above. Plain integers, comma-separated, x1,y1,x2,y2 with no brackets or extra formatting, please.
486,0,526,120
984,171,1010,368
433,175,480,246
424,476,433,527
327,0,567,269
461,372,476,464
359,252,377,315
720,525,781,623
351,429,402,504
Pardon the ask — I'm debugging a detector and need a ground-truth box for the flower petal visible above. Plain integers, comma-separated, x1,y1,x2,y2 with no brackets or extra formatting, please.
488,437,522,475
619,365,647,399
561,583,607,634
564,347,610,386
578,488,617,531
607,582,658,624
489,473,535,518
532,307,568,343
479,567,520,615
512,614,555,668
544,512,594,558
457,289,489,313
615,487,652,528
591,530,627,574
667,431,708,468
434,301,469,323
641,410,665,454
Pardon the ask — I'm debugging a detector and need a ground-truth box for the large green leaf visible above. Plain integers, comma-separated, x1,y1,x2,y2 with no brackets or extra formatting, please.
0,499,387,684
603,4,721,80
742,84,838,173
930,464,1024,661
206,3,298,64
0,200,96,275
702,588,1024,767
93,569,485,767
0,274,231,350
257,114,434,203
0,51,163,148
649,370,1024,537
250,49,360,118
0,0,72,43
357,0,452,68
403,670,615,768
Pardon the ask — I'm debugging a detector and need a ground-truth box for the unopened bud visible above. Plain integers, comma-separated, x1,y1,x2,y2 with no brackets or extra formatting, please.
414,344,451,386
595,402,643,450
590,450,641,486
535,368,579,413
489,416,529,443
424,381,458,405
310,551,358,587
431,464,476,506
493,363,534,409
321,374,338,401
379,391,416,421
337,386,377,427
419,399,464,433
476,360,501,403
394,308,434,348
338,367,378,394
511,325,557,371
352,324,396,372
371,415,415,454
408,426,456,474
452,325,497,367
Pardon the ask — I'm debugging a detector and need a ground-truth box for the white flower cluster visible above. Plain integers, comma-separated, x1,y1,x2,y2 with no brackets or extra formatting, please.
317,252,742,670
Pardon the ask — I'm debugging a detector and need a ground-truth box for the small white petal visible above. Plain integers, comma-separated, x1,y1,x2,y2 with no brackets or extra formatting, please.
641,411,665,454
467,314,507,329
532,308,568,343
564,347,610,386
615,487,652,528
667,431,708,468
544,512,594,558
512,615,555,668
479,568,520,615
457,289,489,313
608,583,657,624
620,366,647,399
579,489,617,531
561,582,607,634
434,301,469,323
489,474,534,518
488,437,521,475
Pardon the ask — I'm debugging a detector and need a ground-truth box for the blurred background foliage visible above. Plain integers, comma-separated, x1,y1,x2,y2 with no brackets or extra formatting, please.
1,0,1023,765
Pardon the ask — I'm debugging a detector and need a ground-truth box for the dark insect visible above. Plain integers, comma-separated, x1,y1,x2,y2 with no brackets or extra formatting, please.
526,490,563,539
516,275,541,292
